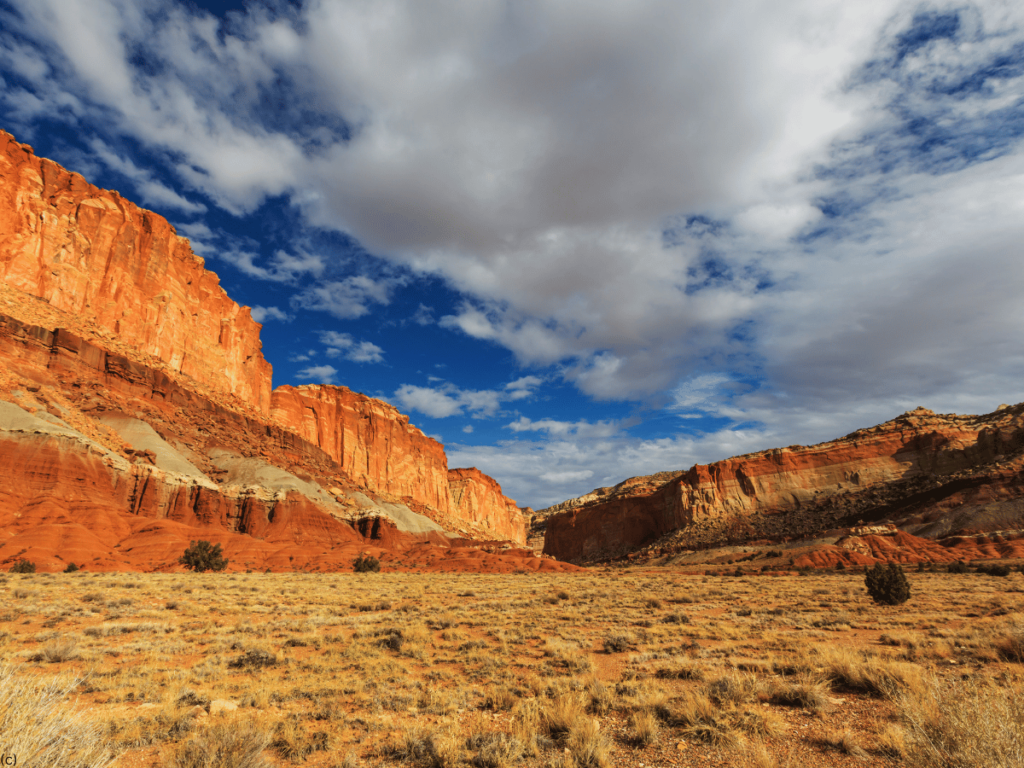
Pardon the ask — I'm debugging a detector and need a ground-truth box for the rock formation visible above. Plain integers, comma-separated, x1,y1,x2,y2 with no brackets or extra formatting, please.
0,131,540,571
448,468,526,544
542,405,1024,564
271,385,453,515
0,131,272,415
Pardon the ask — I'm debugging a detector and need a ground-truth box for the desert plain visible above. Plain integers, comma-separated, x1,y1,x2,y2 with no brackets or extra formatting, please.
4,565,1024,768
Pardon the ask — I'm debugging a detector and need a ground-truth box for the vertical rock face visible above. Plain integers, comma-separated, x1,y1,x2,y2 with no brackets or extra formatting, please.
448,468,526,544
270,385,453,515
0,131,535,568
543,406,1024,562
0,131,272,415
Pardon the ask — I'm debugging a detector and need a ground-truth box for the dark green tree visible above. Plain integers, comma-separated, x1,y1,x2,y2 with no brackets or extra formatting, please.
179,540,228,572
865,562,910,605
9,559,35,574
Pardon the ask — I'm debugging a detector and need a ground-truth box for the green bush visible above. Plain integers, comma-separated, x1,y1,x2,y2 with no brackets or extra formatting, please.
63,562,80,573
353,553,381,573
179,540,228,573
865,563,911,605
10,559,35,574
947,561,970,574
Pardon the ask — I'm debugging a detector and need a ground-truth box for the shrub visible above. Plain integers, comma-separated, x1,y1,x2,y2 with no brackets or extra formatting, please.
947,560,969,574
39,637,79,663
228,649,278,671
63,562,80,573
166,719,272,768
10,559,35,574
602,631,636,653
978,563,1012,577
179,541,228,573
865,563,910,605
353,553,381,573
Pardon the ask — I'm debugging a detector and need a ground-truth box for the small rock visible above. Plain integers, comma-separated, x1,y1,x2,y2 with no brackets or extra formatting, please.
186,705,207,719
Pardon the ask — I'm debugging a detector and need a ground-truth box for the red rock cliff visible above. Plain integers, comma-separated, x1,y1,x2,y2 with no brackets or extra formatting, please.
0,131,272,415
448,468,526,545
270,384,452,514
543,406,1024,562
0,131,533,557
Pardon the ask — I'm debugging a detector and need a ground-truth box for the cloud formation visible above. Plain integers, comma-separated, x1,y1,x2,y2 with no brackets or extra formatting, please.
393,375,543,419
2,0,1023,506
320,330,385,364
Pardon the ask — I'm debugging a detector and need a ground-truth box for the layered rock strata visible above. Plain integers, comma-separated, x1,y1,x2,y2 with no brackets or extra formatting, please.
271,385,453,516
0,310,562,571
448,468,526,544
0,131,272,415
543,406,1024,563
0,131,536,568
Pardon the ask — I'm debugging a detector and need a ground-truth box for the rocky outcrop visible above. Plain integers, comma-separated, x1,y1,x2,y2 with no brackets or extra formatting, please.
448,468,526,545
0,131,272,415
0,131,549,571
543,406,1024,563
271,384,452,515
0,311,574,572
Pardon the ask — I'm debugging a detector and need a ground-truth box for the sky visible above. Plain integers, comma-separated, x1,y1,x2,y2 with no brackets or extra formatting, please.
1,0,1023,510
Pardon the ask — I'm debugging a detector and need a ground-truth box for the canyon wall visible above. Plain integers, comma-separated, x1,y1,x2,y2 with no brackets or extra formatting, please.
0,130,536,568
0,309,572,571
270,386,526,544
543,406,1024,562
0,131,272,416
448,468,526,544
270,385,453,515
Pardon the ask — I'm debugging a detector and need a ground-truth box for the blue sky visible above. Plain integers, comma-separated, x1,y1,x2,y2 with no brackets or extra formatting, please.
2,0,1023,509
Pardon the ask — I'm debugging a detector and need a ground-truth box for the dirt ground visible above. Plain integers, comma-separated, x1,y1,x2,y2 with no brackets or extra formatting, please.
2,566,1023,768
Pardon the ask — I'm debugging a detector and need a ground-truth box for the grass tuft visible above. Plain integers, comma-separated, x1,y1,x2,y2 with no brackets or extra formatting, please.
0,664,114,768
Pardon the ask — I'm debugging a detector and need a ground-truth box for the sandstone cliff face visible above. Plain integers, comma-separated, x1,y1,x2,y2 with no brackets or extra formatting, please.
0,310,575,572
448,468,526,545
543,406,1024,563
271,384,452,515
0,132,544,570
0,131,272,415
270,386,527,543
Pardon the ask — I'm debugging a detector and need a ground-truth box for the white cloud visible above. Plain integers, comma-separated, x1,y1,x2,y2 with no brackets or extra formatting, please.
393,375,542,419
411,303,435,325
296,364,338,385
87,138,206,214
348,341,385,363
505,375,544,400
220,248,325,283
540,469,594,485
292,275,397,319
506,417,621,439
670,374,732,413
393,384,463,419
6,0,1024,506
462,425,474,434
250,305,290,323
320,331,385,364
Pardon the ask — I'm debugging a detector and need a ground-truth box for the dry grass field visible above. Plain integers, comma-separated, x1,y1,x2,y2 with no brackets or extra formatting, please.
1,566,1023,768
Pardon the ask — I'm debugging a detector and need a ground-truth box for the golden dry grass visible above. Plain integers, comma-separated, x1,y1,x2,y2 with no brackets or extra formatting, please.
0,568,1021,767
